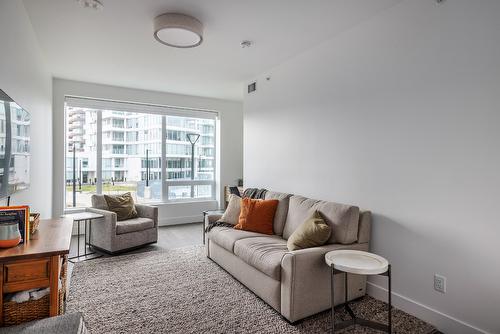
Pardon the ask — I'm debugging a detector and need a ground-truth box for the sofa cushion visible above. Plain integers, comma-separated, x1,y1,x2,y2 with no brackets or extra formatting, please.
286,210,331,251
283,196,359,244
264,191,292,236
219,194,241,225
234,198,278,235
207,227,265,253
116,217,154,235
234,236,288,280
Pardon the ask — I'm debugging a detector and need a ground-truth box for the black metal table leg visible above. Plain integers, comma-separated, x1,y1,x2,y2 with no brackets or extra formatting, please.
330,266,391,333
331,266,335,334
84,219,87,256
388,264,392,333
89,218,92,249
77,220,80,257
203,212,206,245
69,218,102,263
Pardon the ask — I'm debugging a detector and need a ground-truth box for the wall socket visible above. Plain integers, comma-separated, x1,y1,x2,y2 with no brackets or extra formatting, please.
434,274,446,293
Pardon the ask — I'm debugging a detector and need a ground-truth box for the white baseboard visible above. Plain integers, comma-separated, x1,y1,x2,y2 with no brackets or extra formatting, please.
158,215,202,226
367,282,490,334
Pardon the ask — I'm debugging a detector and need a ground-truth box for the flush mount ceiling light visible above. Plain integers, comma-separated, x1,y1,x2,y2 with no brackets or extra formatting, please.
77,0,103,10
154,13,203,48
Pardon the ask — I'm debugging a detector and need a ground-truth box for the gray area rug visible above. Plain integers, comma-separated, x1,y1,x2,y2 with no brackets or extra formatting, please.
67,246,436,334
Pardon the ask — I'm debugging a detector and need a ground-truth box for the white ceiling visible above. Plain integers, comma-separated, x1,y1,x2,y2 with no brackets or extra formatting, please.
23,0,401,101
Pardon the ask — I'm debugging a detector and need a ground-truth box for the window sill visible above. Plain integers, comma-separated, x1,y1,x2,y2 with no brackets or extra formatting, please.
63,199,218,214
151,199,218,206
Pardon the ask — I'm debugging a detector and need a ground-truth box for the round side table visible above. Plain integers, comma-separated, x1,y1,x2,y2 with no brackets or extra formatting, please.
325,250,391,333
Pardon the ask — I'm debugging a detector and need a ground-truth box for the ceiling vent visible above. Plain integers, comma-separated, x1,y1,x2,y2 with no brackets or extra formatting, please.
247,82,256,94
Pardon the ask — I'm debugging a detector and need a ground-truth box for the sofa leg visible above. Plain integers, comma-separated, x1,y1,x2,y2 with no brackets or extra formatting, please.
285,317,302,326
90,241,157,255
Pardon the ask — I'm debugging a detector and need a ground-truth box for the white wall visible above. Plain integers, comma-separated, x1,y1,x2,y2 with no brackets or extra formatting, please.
0,0,53,217
53,79,243,224
244,1,499,333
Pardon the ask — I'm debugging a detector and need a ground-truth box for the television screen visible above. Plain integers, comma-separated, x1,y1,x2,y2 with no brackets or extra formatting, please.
0,90,30,198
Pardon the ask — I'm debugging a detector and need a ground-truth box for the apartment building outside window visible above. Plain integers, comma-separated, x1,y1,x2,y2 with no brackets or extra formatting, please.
64,97,217,209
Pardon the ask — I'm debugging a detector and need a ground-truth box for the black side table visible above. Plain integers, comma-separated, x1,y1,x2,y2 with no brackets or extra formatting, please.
67,212,104,263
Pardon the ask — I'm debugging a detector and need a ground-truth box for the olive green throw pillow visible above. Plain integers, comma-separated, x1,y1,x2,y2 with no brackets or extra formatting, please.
103,192,138,221
286,211,331,251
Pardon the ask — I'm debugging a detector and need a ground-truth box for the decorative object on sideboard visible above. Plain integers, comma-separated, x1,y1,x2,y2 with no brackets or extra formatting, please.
29,212,40,237
0,206,30,247
0,221,21,248
237,178,243,187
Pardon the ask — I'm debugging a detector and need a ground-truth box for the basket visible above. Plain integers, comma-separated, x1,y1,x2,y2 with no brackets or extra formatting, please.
2,255,68,326
29,213,41,237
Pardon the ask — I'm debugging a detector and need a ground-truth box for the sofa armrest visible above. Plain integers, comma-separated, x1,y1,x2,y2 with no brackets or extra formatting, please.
280,242,369,322
86,207,117,230
206,213,223,224
135,204,159,227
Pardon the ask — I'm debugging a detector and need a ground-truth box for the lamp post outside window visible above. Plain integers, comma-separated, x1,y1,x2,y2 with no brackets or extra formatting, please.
186,133,200,198
145,149,151,199
72,143,76,207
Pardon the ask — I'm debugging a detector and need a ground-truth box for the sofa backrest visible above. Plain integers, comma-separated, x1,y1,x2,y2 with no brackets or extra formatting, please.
91,194,108,210
357,211,371,244
264,190,293,236
283,195,360,244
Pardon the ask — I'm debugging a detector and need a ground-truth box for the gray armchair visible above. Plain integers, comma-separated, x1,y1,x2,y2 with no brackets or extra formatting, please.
87,194,158,254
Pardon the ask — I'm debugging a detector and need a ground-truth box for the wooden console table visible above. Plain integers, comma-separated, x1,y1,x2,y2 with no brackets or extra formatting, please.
0,218,73,326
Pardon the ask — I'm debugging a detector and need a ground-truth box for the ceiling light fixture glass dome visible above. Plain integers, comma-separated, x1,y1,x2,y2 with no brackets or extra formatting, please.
154,13,203,48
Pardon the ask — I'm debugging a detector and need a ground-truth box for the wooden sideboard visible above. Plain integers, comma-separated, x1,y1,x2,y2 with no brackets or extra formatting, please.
0,218,73,326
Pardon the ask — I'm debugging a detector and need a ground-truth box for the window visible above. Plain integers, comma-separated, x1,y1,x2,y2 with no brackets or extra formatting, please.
65,107,97,207
64,98,217,208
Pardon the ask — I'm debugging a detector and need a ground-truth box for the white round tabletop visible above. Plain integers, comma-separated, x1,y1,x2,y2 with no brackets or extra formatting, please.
325,250,389,275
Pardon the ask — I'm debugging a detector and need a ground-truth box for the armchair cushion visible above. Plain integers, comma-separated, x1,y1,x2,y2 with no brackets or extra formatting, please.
116,217,154,235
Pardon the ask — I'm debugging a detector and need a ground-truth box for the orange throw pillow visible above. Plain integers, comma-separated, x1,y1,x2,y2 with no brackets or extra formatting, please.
234,198,279,235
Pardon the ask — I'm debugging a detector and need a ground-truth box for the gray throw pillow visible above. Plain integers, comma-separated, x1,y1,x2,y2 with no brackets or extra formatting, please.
219,194,241,225
287,210,331,251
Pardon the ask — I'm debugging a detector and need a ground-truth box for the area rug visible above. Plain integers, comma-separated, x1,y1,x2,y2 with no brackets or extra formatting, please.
67,246,436,334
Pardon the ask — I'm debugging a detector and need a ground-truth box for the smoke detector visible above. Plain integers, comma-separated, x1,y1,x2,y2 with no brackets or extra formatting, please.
241,40,253,48
77,0,103,10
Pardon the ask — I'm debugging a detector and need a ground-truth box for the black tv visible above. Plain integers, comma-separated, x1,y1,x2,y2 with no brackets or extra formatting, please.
0,90,30,199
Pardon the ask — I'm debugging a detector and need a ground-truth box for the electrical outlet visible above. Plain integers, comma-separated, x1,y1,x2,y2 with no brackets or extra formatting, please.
434,274,446,293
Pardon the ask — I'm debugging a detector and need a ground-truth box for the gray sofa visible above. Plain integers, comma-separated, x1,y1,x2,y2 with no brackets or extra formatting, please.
87,194,158,254
205,191,371,323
